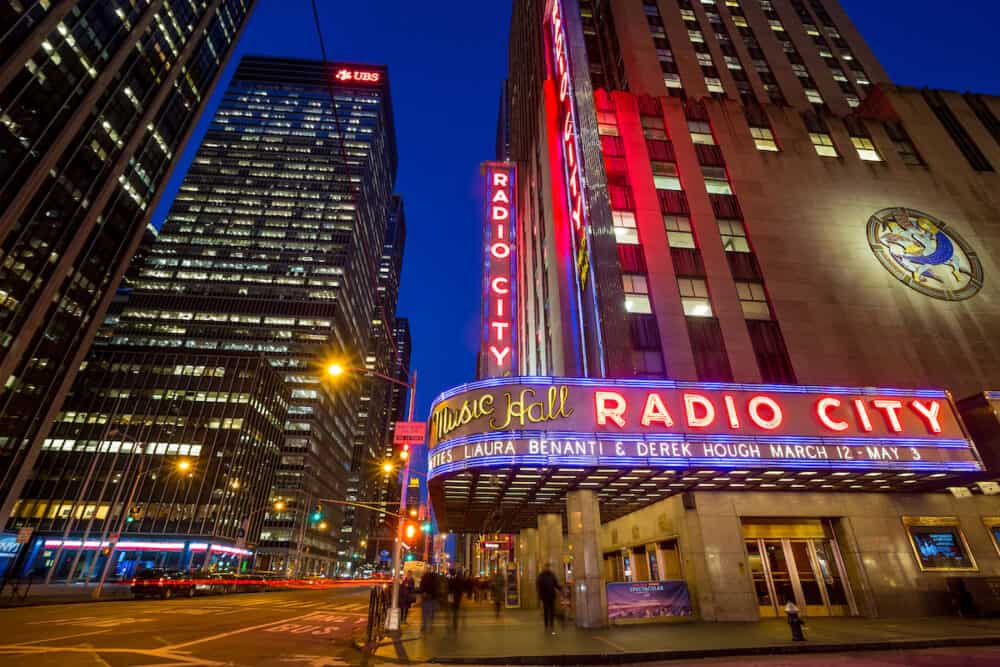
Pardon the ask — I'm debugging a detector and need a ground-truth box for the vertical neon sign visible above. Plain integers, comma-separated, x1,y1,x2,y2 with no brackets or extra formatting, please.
546,0,603,375
481,162,517,378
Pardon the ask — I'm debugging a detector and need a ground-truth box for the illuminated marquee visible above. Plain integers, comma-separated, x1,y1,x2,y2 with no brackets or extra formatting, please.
333,68,382,84
481,162,517,377
427,377,984,477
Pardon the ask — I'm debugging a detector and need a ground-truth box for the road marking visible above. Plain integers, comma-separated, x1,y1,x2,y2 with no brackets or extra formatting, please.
163,610,327,650
11,629,112,645
595,635,627,651
279,654,349,666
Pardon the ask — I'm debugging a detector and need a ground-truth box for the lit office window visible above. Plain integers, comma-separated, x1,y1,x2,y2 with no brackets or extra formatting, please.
750,127,779,151
678,278,713,317
623,274,653,314
851,136,882,162
810,133,839,157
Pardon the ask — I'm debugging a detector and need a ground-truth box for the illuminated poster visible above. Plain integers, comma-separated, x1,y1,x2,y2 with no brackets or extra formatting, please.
905,520,977,571
607,581,693,622
480,162,517,378
427,377,984,477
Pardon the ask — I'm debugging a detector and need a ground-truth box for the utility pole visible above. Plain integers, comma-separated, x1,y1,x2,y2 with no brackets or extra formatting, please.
386,369,416,631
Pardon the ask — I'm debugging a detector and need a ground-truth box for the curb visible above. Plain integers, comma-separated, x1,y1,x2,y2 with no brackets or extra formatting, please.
428,635,1000,664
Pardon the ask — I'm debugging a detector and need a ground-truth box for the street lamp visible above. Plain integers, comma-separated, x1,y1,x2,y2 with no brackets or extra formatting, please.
93,457,194,598
326,361,418,631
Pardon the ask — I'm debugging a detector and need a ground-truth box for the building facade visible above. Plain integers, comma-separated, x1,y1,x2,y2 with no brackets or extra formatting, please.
6,348,287,580
427,0,1000,628
52,55,402,577
0,0,256,529
341,195,408,566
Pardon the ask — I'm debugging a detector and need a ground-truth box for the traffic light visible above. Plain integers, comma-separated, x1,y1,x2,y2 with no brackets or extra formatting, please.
421,522,431,532
125,506,140,524
405,553,414,562
311,505,323,522
400,444,409,461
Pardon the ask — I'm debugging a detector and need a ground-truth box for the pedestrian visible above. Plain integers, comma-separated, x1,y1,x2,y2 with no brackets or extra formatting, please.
536,562,562,635
490,570,505,618
400,572,415,623
448,568,467,632
419,569,439,634
784,600,806,641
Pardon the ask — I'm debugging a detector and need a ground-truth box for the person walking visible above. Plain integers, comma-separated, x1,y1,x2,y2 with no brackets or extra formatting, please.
448,568,467,632
419,569,439,634
490,570,505,618
536,563,562,635
400,572,416,623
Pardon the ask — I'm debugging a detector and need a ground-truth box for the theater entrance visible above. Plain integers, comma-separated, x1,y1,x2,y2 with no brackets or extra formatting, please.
743,519,858,618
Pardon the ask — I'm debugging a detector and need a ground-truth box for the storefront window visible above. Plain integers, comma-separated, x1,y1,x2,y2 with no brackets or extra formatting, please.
903,517,977,572
985,518,1000,557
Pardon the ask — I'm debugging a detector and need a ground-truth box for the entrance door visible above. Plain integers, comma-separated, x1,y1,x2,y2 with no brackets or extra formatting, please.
745,537,856,617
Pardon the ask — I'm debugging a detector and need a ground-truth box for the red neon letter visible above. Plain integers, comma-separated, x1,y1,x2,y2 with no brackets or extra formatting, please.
492,171,509,187
723,394,740,429
490,242,510,259
910,399,942,434
490,321,509,341
816,398,849,432
852,399,873,432
748,396,783,430
640,393,674,428
595,391,627,428
488,346,510,366
683,394,715,428
872,399,904,433
490,277,510,294
491,205,509,221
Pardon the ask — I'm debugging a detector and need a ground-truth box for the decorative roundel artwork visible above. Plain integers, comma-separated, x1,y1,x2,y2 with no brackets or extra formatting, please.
867,207,983,301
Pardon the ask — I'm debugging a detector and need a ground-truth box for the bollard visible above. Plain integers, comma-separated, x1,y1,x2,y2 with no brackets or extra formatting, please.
784,601,806,641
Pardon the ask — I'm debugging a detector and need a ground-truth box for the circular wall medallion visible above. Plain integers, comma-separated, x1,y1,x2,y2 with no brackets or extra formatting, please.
867,207,983,301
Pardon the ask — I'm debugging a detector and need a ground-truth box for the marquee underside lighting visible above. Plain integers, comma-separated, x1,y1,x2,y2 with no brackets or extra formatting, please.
427,376,987,532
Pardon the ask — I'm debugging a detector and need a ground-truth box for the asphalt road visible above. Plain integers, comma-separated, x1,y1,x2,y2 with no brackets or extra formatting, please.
0,585,375,666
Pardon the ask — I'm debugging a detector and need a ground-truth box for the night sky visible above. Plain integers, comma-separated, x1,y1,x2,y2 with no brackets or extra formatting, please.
153,0,1000,422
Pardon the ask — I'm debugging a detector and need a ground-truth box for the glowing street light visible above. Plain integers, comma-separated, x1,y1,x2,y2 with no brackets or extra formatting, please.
273,500,286,512
318,521,328,531
326,362,346,378
382,461,394,475
177,459,192,472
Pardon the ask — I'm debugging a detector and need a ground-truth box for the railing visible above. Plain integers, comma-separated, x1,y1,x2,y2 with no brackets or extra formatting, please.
364,584,391,647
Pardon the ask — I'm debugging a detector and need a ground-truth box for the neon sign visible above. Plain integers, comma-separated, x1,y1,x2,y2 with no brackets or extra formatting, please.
427,377,984,476
481,162,517,377
333,68,381,84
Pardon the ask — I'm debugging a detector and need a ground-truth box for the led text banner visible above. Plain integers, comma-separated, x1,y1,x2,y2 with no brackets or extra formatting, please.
427,378,984,477
481,162,517,377
333,68,382,84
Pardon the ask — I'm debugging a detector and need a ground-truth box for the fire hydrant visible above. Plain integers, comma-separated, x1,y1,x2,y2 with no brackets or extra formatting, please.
784,601,806,641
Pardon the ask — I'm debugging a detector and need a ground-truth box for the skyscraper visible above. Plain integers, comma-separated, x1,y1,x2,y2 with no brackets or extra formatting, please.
39,55,402,577
340,195,407,565
0,0,257,525
504,0,999,392
425,0,1000,628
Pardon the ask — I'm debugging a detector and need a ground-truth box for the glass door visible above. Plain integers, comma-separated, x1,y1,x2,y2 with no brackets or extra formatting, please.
746,537,857,618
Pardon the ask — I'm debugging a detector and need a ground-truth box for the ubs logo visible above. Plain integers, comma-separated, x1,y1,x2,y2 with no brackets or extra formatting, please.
868,207,983,301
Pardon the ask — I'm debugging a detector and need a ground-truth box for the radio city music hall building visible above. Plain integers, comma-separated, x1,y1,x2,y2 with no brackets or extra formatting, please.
427,0,1000,628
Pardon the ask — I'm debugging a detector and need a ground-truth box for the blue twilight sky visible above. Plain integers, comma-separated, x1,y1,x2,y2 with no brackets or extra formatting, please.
153,0,1000,422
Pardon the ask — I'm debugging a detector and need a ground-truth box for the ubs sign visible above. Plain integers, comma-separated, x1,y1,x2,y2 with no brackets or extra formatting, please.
427,377,984,478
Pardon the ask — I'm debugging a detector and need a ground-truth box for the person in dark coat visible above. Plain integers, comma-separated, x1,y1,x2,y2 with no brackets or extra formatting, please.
448,568,467,632
419,569,439,634
400,572,416,623
536,563,562,635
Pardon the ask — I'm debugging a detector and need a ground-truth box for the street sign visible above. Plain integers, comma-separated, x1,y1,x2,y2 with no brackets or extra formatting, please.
393,421,426,446
15,527,33,544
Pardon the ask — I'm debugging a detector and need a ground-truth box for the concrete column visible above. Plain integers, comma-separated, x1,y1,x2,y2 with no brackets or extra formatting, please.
519,527,539,609
537,513,564,578
567,490,606,628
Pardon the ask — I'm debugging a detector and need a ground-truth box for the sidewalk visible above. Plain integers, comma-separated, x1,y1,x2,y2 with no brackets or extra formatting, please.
370,602,1000,664
0,582,133,608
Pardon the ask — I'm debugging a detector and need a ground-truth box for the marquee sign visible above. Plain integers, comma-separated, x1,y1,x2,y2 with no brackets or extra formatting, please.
427,377,984,478
480,162,517,377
